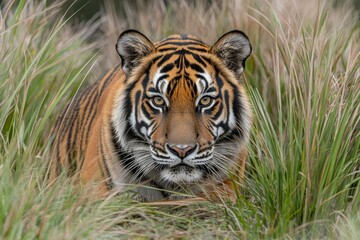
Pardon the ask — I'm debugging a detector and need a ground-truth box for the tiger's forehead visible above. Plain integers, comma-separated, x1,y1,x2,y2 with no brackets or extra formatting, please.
154,34,210,52
144,34,220,99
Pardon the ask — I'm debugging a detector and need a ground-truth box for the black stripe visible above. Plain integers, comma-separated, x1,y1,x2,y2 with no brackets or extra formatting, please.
66,103,81,165
82,91,99,147
211,101,223,120
189,63,204,73
157,41,206,48
207,87,217,93
110,125,149,181
157,54,173,67
192,53,207,67
99,64,122,95
85,103,98,147
158,47,178,52
224,90,230,127
201,56,212,65
215,74,224,89
100,131,114,190
61,97,81,141
215,87,244,142
167,76,181,97
121,83,146,143
160,63,174,73
187,47,207,52
232,87,245,140
141,102,152,119
79,86,98,153
141,74,150,89
152,55,162,63
54,140,62,176
160,36,204,43
74,90,94,156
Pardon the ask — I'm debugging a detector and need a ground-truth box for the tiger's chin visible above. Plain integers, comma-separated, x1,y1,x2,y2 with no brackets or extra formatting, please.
160,165,203,183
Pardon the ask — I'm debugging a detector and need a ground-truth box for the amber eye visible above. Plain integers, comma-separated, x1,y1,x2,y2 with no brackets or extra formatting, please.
151,96,165,107
199,96,214,107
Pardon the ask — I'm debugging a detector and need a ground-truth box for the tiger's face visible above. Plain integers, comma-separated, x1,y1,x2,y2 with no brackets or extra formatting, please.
112,30,252,185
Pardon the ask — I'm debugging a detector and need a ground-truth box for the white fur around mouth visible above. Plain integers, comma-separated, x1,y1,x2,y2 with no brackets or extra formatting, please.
160,168,203,183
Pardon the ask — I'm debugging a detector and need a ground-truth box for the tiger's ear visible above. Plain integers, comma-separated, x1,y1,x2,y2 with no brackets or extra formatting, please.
210,30,252,79
116,30,155,76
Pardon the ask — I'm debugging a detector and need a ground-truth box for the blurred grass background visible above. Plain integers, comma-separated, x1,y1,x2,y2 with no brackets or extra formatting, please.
0,0,359,239
57,0,360,22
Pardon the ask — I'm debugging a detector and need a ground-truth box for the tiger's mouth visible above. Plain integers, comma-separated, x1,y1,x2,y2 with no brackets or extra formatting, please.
169,163,194,172
149,144,214,164
148,144,217,183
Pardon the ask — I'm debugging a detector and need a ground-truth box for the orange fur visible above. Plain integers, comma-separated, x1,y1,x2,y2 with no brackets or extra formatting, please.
50,30,252,201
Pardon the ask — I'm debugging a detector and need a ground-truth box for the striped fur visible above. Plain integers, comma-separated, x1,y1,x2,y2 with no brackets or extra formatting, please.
51,30,252,201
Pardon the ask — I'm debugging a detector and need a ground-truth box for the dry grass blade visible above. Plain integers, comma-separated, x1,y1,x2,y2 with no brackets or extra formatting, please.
1,0,359,239
142,197,207,206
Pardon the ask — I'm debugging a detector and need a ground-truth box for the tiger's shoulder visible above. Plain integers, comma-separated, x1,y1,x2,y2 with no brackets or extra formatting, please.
50,64,125,181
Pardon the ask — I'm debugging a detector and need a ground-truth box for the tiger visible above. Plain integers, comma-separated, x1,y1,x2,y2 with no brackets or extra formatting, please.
50,29,252,201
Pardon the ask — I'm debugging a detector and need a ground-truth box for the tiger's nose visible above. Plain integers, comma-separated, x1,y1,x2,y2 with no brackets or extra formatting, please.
166,144,197,159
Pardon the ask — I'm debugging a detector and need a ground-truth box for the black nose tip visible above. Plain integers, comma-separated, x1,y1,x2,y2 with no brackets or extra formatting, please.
166,144,197,159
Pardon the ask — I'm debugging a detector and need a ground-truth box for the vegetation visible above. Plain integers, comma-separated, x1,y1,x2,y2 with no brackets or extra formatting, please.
0,0,359,239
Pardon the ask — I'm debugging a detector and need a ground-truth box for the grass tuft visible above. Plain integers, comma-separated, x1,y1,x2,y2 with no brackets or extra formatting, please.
1,0,359,239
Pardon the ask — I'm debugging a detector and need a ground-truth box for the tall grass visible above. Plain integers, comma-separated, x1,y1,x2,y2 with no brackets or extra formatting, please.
0,0,359,239
101,2,359,237
0,1,104,238
0,1,233,238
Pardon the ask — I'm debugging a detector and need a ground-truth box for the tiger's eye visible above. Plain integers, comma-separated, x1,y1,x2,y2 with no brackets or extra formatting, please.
199,96,213,107
152,96,165,107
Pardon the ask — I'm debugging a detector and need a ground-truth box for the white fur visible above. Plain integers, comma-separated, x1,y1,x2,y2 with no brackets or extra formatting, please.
238,90,252,143
111,92,130,148
152,69,170,104
160,168,203,183
110,59,252,189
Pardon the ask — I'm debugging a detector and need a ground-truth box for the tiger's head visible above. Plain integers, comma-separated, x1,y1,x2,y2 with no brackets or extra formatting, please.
112,30,252,186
